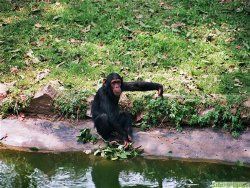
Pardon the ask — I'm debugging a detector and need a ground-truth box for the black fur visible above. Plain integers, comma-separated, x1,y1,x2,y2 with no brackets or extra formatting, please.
91,73,163,141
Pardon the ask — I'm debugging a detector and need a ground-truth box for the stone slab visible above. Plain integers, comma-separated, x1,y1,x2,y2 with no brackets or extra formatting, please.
0,118,249,164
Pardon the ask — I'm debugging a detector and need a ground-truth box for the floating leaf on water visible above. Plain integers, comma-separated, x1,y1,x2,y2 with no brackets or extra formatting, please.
118,153,128,159
111,157,118,161
84,150,92,154
101,151,106,157
103,148,113,153
94,149,101,156
124,151,131,156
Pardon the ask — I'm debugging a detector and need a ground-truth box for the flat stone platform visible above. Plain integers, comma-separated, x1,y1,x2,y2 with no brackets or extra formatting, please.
0,118,249,164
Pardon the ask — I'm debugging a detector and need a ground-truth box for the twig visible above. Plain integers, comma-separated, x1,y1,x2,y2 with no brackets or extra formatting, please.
159,116,167,127
0,134,8,140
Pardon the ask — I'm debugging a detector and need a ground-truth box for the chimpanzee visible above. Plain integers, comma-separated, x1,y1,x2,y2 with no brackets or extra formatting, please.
91,73,163,146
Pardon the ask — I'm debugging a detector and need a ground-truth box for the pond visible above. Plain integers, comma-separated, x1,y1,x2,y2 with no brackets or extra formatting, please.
0,150,249,188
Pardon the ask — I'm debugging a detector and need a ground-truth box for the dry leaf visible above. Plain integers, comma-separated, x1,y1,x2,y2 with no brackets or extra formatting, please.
122,25,132,32
39,37,46,43
69,38,81,44
25,50,40,64
35,69,50,82
55,38,61,42
220,0,232,2
139,21,151,28
20,94,27,101
30,41,37,46
159,2,173,9
26,49,34,58
31,8,41,14
35,23,42,28
10,67,19,74
225,37,235,43
171,22,185,29
53,15,61,21
18,113,25,121
81,25,91,33
135,14,143,19
135,112,144,122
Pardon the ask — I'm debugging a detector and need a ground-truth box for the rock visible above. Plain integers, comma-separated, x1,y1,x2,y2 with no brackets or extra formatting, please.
199,107,215,116
0,83,8,102
25,83,58,114
86,96,94,118
119,93,132,110
86,108,92,118
86,95,94,104
242,97,250,125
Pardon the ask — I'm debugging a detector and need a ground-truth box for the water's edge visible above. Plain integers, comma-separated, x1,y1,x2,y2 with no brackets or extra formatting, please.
0,117,250,165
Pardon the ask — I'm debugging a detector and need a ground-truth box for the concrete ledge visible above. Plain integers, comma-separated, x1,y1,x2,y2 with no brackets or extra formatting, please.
0,118,249,164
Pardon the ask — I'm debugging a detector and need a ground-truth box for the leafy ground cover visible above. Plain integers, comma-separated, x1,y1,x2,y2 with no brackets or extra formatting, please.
77,128,143,160
0,0,249,134
131,96,247,137
77,128,97,143
94,142,143,160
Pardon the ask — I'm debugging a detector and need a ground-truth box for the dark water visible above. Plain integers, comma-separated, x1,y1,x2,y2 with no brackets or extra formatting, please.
0,150,249,188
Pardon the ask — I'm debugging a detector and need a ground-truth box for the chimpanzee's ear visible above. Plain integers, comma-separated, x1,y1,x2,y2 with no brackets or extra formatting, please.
102,78,107,86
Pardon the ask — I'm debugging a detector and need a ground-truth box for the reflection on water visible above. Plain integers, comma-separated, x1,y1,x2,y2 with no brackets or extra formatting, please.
0,150,249,188
0,161,20,188
119,172,159,187
28,167,95,188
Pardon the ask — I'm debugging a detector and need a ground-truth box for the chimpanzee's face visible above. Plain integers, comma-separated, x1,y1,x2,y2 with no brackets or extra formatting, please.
103,73,123,97
111,79,122,96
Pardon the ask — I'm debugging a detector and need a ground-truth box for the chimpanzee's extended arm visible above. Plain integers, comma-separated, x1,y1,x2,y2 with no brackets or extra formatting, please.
123,82,163,95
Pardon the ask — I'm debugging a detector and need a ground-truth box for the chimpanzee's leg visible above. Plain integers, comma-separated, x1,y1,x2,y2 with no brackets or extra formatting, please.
94,113,112,140
118,112,133,140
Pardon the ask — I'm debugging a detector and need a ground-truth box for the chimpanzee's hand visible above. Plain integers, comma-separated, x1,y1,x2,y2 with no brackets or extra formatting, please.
158,85,163,97
128,135,133,142
124,140,130,149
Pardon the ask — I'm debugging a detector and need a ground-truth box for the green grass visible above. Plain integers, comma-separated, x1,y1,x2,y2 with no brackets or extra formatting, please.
0,0,249,113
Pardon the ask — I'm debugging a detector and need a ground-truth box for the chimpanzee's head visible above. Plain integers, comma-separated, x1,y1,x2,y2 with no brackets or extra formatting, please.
103,73,123,97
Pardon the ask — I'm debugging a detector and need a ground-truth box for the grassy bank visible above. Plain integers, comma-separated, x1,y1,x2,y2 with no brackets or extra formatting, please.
0,0,249,133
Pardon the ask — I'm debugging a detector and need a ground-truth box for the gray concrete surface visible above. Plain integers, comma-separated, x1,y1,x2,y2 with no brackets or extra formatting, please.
0,118,249,164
